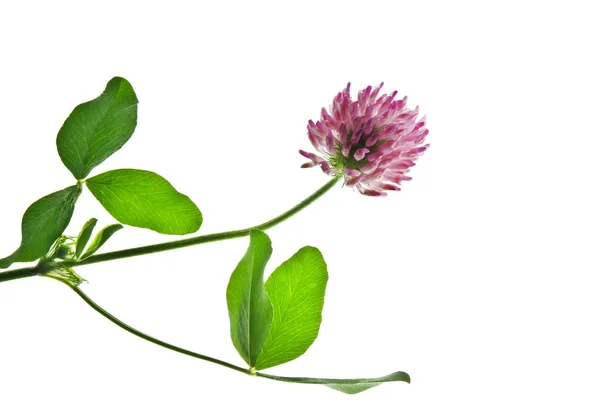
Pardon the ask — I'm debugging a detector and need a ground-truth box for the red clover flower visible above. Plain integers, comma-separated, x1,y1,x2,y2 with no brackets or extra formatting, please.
300,83,429,196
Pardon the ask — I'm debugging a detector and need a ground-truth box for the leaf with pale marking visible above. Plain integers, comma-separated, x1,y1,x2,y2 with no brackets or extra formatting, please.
226,230,274,367
255,246,327,370
224,233,410,394
86,169,202,235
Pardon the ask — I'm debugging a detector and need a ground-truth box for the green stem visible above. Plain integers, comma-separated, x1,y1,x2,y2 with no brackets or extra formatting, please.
69,285,249,375
0,266,38,283
68,283,409,390
71,176,340,267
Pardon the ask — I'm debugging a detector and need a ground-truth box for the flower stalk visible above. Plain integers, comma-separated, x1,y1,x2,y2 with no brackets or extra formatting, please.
68,176,340,267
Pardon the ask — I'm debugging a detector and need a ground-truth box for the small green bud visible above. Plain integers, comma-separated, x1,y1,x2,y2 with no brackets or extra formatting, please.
56,243,76,260
44,235,76,261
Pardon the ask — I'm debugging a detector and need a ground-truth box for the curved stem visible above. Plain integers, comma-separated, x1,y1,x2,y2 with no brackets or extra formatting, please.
0,266,38,283
72,176,340,267
69,285,249,375
68,283,409,391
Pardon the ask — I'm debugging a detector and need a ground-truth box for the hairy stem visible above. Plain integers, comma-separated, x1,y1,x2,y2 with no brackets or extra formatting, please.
70,176,340,267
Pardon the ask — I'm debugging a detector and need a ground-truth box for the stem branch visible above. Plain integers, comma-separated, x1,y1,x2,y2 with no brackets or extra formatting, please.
72,176,340,267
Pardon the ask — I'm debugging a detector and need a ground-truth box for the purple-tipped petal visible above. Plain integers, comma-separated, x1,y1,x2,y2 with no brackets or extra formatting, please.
378,141,395,155
366,151,384,163
321,107,336,127
350,129,363,145
370,82,384,102
344,168,361,177
341,142,352,158
358,186,386,197
343,82,351,96
326,130,336,153
299,149,325,163
346,175,364,186
377,183,401,191
365,132,380,147
354,148,370,161
319,161,331,174
361,162,378,175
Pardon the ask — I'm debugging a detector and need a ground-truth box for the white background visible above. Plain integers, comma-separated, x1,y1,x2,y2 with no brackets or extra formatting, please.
1,1,599,400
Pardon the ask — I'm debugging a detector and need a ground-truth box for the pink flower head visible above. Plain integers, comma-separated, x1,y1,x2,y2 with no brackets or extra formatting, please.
300,83,429,196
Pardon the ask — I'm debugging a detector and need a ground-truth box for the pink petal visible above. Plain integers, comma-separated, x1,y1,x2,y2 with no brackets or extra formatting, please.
353,148,370,161
299,149,325,163
319,161,331,174
377,183,401,191
341,142,352,158
344,168,361,177
366,151,384,163
326,130,336,153
358,186,386,197
365,132,380,147
346,175,364,186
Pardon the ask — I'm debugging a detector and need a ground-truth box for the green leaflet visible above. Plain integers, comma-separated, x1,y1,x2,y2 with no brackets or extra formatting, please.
79,224,123,260
257,371,411,394
324,371,411,394
226,230,274,367
227,231,328,370
255,246,327,370
86,169,202,235
0,186,80,269
56,77,138,180
75,218,98,258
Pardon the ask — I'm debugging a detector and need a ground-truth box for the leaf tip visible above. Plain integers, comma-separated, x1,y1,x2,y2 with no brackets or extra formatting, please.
249,229,272,246
107,76,138,104
0,253,17,269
